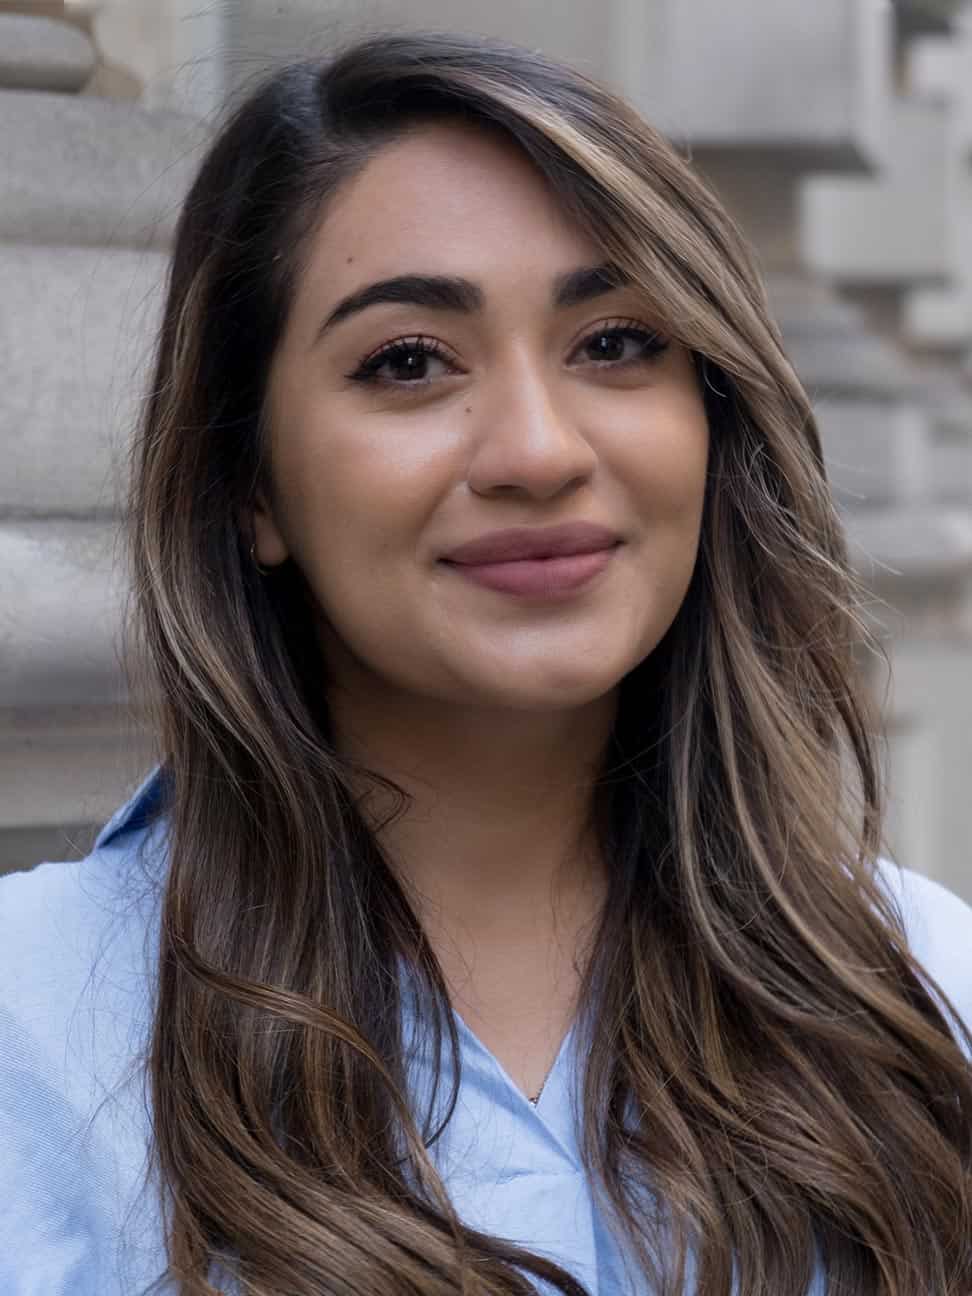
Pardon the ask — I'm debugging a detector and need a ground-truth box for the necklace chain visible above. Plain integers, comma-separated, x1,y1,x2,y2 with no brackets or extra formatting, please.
527,1061,554,1106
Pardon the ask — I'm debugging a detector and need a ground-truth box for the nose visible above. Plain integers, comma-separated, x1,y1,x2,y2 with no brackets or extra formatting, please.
465,347,598,501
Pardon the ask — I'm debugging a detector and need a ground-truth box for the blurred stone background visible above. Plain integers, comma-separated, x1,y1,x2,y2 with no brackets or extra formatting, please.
1,0,970,901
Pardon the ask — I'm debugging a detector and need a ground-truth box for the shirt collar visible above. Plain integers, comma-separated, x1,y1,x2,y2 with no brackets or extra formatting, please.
94,762,169,851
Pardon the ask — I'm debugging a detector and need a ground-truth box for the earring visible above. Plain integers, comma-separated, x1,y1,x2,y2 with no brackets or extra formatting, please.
250,540,271,576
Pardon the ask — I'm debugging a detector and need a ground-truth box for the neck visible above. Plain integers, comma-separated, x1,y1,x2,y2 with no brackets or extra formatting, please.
329,682,616,949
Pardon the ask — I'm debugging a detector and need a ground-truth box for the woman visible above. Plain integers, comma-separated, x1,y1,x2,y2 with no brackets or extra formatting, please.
1,27,970,1296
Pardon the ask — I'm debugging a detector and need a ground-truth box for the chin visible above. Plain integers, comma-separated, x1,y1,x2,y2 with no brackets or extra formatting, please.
467,670,624,713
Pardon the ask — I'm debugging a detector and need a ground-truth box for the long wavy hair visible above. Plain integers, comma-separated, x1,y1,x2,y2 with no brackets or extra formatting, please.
125,28,972,1296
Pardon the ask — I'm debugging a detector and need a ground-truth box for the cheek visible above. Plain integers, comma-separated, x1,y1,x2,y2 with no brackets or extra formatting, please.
272,429,448,631
626,404,709,654
621,395,709,527
273,427,397,558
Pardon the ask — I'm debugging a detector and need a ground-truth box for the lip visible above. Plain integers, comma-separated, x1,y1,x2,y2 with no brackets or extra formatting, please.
442,522,621,565
444,546,619,598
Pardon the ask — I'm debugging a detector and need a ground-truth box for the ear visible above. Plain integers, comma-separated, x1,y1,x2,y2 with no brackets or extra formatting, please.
247,487,291,568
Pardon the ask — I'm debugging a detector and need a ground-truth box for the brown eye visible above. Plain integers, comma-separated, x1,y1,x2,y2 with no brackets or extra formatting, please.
576,324,669,368
346,336,459,387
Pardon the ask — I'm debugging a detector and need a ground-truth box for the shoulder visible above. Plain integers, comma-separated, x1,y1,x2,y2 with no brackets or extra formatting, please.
0,763,170,1055
873,857,972,1054
0,765,172,1294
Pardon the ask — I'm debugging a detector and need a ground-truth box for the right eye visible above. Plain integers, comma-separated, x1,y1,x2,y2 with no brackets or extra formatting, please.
345,336,461,388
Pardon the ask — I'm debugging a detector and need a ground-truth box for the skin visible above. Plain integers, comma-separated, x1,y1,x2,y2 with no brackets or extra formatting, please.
252,121,709,1097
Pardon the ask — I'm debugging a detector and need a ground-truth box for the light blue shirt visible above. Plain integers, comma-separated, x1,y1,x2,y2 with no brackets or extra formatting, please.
1,764,970,1295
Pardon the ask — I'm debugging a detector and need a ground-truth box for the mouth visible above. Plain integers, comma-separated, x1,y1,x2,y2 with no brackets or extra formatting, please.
442,522,621,566
441,542,621,598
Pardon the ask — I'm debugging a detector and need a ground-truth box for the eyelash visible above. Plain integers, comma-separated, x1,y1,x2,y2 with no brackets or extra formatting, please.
344,318,669,389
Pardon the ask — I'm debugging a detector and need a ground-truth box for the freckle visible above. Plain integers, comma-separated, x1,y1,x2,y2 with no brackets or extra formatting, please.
465,406,472,414
346,256,354,264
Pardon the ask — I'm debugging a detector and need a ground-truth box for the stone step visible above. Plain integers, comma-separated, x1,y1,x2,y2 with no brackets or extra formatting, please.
0,12,94,92
929,437,972,503
767,274,938,399
0,3,67,13
0,822,95,877
844,503,972,590
0,90,208,248
0,519,129,708
785,328,929,400
622,0,892,170
0,243,168,516
817,399,931,506
895,0,959,39
904,286,972,348
767,273,868,336
799,99,948,284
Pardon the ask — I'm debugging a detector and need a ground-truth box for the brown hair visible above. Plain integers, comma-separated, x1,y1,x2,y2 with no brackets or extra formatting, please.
125,28,972,1295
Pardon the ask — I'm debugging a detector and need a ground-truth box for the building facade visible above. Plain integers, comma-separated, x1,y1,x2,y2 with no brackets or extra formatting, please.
2,0,970,898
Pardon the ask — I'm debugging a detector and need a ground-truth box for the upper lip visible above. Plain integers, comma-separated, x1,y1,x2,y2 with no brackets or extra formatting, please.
442,522,621,565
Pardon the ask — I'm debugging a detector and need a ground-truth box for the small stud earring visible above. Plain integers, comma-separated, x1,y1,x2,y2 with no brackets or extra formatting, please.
250,540,271,576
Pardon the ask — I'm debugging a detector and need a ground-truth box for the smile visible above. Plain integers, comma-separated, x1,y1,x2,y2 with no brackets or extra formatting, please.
441,544,620,598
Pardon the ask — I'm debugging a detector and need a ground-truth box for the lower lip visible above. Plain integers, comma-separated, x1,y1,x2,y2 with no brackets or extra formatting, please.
443,545,619,597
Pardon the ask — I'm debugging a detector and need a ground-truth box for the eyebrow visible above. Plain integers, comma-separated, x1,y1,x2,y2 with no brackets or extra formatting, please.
313,262,633,345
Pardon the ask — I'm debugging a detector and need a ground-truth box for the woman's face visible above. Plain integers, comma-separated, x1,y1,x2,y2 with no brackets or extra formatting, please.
256,121,709,713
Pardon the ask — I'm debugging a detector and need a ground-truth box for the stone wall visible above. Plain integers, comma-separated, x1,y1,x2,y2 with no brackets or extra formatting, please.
0,4,208,870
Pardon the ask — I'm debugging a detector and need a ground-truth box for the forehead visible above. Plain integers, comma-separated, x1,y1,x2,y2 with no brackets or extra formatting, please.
296,121,601,297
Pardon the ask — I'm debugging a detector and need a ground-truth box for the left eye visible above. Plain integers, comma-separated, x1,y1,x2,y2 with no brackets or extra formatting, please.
580,325,668,366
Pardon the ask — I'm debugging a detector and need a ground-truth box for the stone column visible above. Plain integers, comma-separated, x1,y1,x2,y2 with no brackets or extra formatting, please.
796,2,972,896
0,7,209,871
81,0,227,117
901,10,972,355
